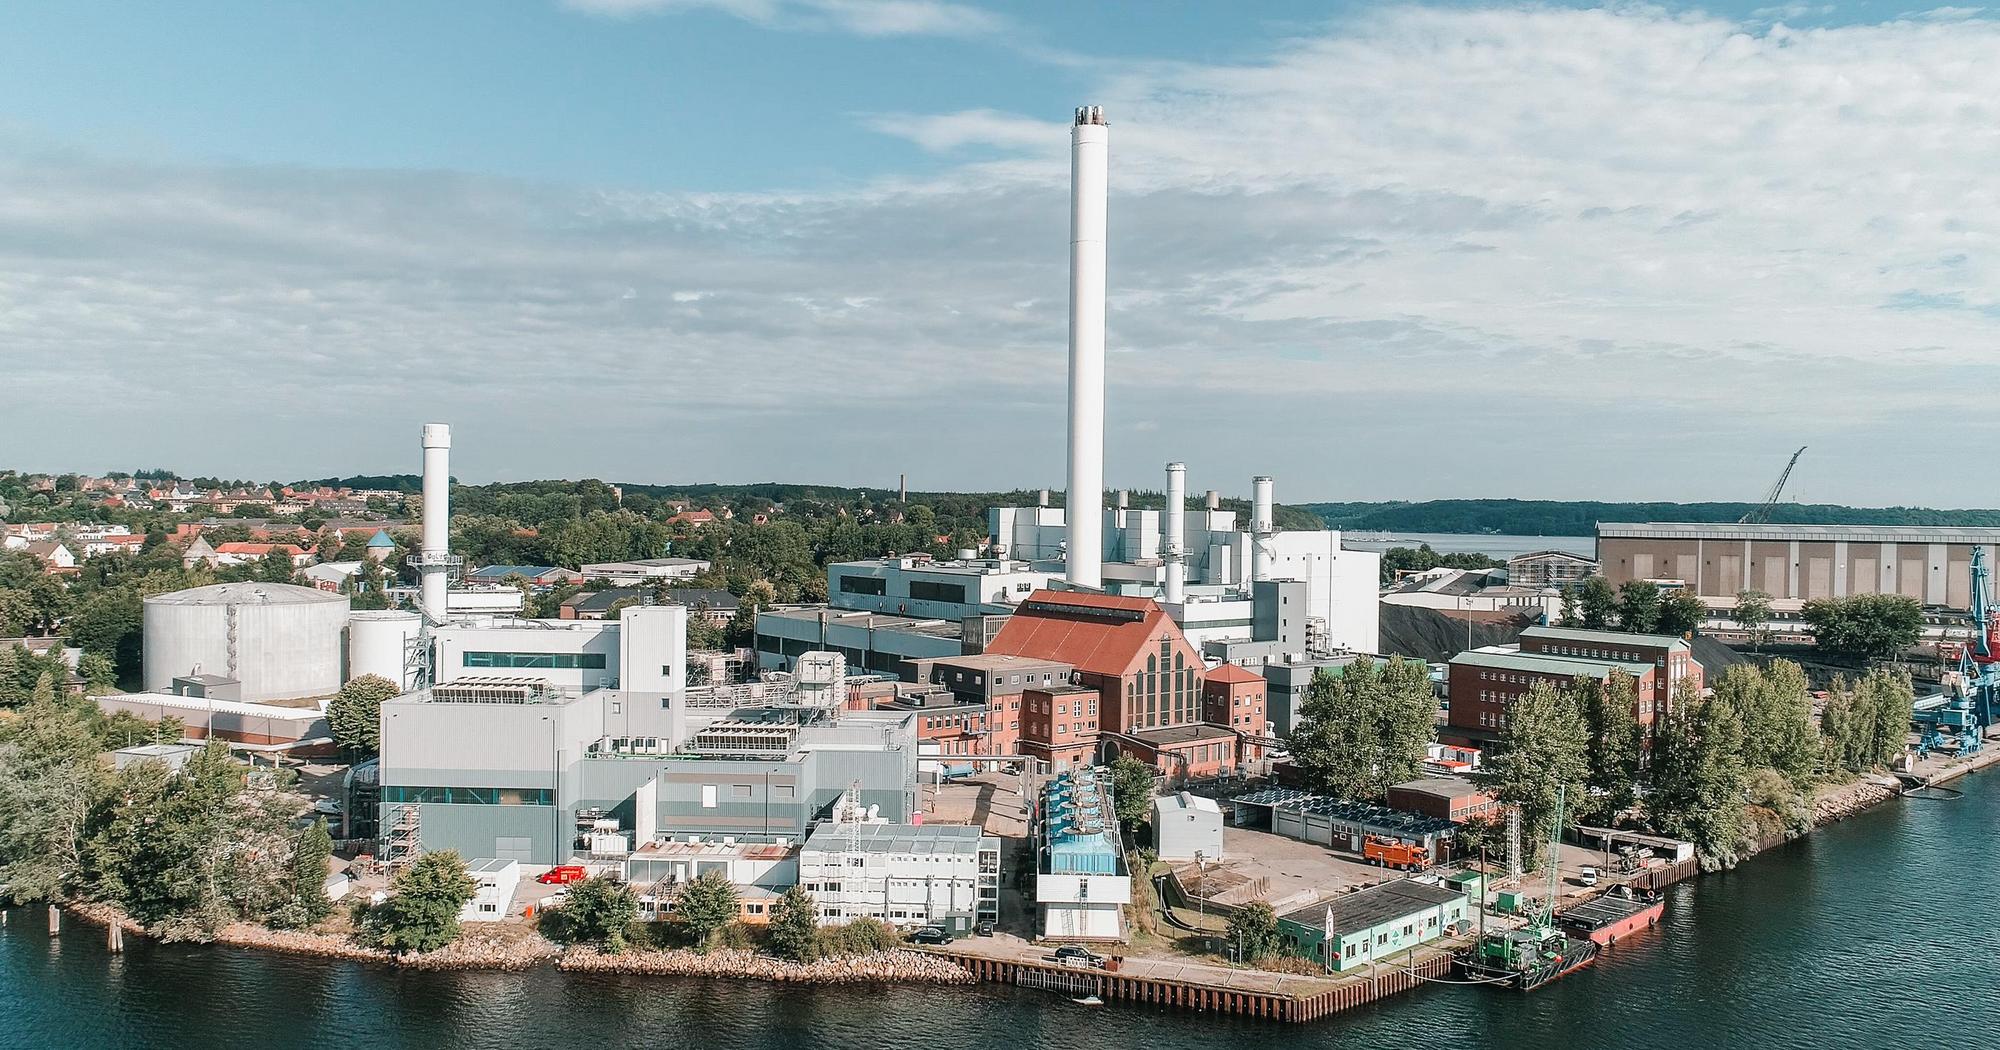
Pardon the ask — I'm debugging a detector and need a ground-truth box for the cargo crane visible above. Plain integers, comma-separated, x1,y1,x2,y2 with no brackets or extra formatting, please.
1738,446,1807,524
1915,548,2000,757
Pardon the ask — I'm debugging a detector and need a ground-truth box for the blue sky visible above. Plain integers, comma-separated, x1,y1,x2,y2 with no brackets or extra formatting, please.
2,2,1996,505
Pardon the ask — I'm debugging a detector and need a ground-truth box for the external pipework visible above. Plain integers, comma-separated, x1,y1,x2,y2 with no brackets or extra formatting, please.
1065,104,1109,590
1164,462,1187,606
415,423,459,623
1251,475,1276,584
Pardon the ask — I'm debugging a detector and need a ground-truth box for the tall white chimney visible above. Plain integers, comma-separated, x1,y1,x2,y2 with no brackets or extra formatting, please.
1164,462,1187,606
1251,475,1275,584
418,423,455,622
1065,104,1108,590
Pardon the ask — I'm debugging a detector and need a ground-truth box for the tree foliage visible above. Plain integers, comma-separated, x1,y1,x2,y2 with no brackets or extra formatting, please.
1657,588,1706,637
270,820,334,930
1576,672,1643,822
673,870,739,950
1648,692,1751,871
1734,589,1773,651
1576,577,1617,630
1802,594,1923,661
1615,580,1663,633
1480,681,1589,870
373,851,476,954
1225,899,1282,963
1110,753,1156,827
556,875,640,952
1287,657,1434,801
767,886,821,962
1818,669,1914,774
327,674,401,755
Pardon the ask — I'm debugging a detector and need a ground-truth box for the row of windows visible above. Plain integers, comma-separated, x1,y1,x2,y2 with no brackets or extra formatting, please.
908,580,967,604
462,651,607,669
837,575,888,596
383,786,552,806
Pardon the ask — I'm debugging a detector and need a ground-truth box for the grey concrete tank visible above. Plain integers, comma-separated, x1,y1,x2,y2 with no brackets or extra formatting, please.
143,582,351,702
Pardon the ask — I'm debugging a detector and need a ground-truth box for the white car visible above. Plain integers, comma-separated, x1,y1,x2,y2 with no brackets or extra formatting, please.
1577,865,1600,887
311,798,342,816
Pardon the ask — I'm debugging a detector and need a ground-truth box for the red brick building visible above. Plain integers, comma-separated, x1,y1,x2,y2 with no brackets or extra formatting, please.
986,591,1205,735
1444,650,1658,747
1516,625,1702,720
1018,684,1100,769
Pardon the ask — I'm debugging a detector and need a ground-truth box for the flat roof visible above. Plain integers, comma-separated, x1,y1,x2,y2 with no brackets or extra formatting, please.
1389,777,1493,803
933,653,1071,671
1521,625,1689,650
1599,522,2000,544
1449,649,1653,679
803,822,995,855
1154,792,1221,815
1282,879,1464,937
759,607,964,639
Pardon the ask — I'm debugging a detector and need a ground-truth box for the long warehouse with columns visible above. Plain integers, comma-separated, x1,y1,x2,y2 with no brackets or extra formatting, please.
1598,522,2000,611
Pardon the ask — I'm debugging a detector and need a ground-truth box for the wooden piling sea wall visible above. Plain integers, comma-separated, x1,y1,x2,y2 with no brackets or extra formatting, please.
931,949,1455,1023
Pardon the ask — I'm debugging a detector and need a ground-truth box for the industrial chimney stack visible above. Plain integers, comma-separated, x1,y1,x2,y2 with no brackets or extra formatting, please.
1065,105,1109,589
416,423,459,623
1251,475,1275,585
1164,462,1187,605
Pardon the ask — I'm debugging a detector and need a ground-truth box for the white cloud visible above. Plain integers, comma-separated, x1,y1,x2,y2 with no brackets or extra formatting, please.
4,6,2000,502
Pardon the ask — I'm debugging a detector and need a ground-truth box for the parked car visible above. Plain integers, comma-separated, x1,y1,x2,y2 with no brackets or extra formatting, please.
1052,944,1100,968
544,889,568,908
311,798,341,816
908,926,952,945
536,865,588,885
974,920,995,937
1576,865,1600,888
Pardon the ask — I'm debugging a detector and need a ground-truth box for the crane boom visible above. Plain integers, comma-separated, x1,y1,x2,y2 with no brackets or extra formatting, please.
1739,446,1807,524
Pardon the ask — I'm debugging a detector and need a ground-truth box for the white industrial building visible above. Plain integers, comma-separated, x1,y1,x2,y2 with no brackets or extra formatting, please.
460,858,521,923
348,609,423,689
141,582,350,702
798,822,1000,933
1151,791,1224,863
580,558,712,585
825,554,1055,620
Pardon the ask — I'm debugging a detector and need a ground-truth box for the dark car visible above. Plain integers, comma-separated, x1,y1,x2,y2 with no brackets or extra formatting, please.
974,920,995,937
909,926,953,945
1052,944,1100,967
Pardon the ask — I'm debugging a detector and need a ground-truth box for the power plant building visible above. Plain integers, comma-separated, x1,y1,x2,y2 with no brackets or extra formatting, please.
141,582,350,702
1598,522,2000,611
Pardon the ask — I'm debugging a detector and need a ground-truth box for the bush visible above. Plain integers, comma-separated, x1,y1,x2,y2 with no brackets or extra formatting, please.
813,916,902,958
767,886,820,962
370,851,474,954
548,876,639,952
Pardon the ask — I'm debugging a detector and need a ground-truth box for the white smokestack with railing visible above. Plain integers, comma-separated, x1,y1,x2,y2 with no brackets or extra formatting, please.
1065,104,1109,590
1164,462,1187,605
416,423,458,623
1251,475,1275,584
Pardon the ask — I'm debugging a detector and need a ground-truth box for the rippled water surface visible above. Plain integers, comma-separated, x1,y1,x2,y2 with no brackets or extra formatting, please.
5,772,1992,1050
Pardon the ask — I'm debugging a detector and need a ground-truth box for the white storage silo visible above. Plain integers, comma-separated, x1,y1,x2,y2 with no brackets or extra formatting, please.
143,582,351,702
347,609,423,690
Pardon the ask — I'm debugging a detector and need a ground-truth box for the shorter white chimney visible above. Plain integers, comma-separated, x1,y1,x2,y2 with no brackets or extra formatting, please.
1164,462,1187,605
1251,475,1275,584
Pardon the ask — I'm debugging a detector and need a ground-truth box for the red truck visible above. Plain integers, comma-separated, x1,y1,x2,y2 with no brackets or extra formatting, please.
535,864,589,885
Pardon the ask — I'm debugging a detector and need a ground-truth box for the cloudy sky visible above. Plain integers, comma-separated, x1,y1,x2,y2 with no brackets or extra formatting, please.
2,2,1995,505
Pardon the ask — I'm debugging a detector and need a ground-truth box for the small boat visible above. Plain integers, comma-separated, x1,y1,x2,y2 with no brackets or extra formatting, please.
1458,924,1599,991
1072,995,1105,1007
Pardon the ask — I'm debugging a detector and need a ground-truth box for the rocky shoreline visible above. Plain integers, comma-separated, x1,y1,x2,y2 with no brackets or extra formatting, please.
558,946,976,985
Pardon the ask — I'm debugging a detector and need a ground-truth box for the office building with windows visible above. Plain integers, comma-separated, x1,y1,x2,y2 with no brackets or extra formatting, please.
798,822,1000,934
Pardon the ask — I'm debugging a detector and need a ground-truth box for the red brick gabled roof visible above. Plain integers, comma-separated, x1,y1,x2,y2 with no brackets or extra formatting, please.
1205,661,1262,685
986,589,1174,678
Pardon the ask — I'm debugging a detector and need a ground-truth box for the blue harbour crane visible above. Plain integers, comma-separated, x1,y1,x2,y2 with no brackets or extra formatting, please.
1914,548,2000,757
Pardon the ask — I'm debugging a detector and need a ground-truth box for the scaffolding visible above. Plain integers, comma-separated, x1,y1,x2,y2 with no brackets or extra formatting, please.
382,804,423,869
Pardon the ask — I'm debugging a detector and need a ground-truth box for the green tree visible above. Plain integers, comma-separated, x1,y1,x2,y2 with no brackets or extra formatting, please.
64,588,144,687
1556,586,1580,628
1109,753,1156,827
31,670,57,706
1577,577,1617,631
1225,899,1281,963
556,875,640,951
270,820,334,929
1734,589,1773,652
1802,594,1923,661
1615,580,1663,633
326,674,400,755
1856,667,1914,766
1479,681,1589,870
0,696,107,901
1657,589,1706,637
673,870,740,950
257,549,298,584
0,646,28,708
767,886,820,962
1648,692,1751,871
1288,663,1381,801
374,850,476,954
1577,672,1643,821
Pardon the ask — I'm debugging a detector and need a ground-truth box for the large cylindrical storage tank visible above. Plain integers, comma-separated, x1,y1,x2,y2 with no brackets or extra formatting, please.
348,610,422,690
143,583,351,702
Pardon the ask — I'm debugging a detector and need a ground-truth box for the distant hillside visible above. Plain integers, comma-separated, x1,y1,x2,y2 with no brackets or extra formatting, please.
1302,499,2000,535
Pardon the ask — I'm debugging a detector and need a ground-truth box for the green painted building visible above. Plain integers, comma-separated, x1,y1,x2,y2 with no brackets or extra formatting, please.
1278,879,1469,972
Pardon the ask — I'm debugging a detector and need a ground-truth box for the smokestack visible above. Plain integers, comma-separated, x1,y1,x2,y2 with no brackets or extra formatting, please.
1065,104,1108,590
1251,475,1275,584
1164,462,1187,606
899,473,906,503
418,423,456,622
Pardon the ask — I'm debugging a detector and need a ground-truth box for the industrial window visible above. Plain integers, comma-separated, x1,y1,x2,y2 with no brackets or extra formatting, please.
732,784,753,799
909,580,967,603
839,575,887,596
700,785,718,808
382,786,553,806
774,785,794,800
462,651,607,670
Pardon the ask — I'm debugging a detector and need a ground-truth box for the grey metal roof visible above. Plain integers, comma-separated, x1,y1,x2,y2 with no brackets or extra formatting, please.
802,822,996,855
1281,878,1465,936
1449,649,1653,679
144,582,345,606
1521,625,1688,650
